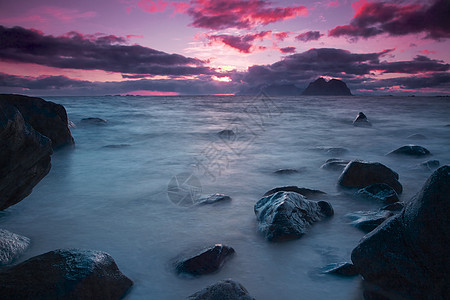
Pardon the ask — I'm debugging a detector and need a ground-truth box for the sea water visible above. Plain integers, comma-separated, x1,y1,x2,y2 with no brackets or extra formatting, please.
1,95,449,299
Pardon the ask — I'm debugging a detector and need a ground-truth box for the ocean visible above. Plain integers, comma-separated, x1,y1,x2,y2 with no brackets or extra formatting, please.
1,95,449,299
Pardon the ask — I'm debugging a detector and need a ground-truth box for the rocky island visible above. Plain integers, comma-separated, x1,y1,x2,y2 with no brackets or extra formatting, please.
302,77,352,96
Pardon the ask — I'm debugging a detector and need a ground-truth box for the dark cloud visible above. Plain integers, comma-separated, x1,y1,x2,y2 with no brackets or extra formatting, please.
279,47,296,54
207,31,271,53
295,31,323,42
0,26,212,76
329,0,450,40
188,0,307,30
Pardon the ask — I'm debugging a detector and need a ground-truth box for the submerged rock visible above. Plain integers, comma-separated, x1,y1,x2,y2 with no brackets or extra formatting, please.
0,102,52,210
407,133,426,140
347,210,393,233
176,244,235,276
338,161,402,194
387,145,431,156
0,249,133,299
273,168,300,175
263,186,326,198
0,94,74,149
0,229,30,266
320,158,350,171
197,194,232,205
81,117,108,124
419,159,440,170
352,112,371,127
356,183,399,204
254,191,333,241
351,165,450,299
188,279,255,300
322,262,359,277
313,146,348,156
217,129,235,140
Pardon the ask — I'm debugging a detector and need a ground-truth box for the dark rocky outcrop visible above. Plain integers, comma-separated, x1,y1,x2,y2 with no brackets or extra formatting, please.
320,158,350,171
197,194,232,205
302,78,352,96
351,165,450,299
217,129,235,140
0,249,133,299
356,183,399,204
0,229,30,266
176,244,235,276
347,210,393,233
338,161,402,194
322,262,359,277
254,191,333,241
387,145,431,157
263,186,326,198
352,112,371,127
188,279,255,300
0,94,74,149
0,102,52,210
273,168,299,175
381,202,404,211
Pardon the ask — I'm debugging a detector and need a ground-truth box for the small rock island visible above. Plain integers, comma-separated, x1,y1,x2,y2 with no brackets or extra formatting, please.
302,77,352,96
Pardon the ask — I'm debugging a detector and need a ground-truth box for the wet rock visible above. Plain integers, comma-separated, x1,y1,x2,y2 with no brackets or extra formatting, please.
381,202,404,211
0,229,30,266
254,191,333,241
263,186,326,198
0,94,74,149
320,158,350,171
352,112,371,127
338,161,402,194
351,166,450,299
407,133,426,140
0,102,52,210
188,279,255,300
419,159,440,170
387,145,431,157
197,194,232,205
102,144,131,149
217,129,235,140
322,262,359,276
314,146,348,156
347,210,393,233
0,249,133,299
273,168,299,175
356,183,399,204
81,117,108,124
176,244,235,276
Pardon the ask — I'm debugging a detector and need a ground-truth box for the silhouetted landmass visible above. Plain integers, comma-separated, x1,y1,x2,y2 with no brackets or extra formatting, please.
302,78,352,96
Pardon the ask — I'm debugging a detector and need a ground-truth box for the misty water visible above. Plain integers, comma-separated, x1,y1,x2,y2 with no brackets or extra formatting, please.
1,95,449,299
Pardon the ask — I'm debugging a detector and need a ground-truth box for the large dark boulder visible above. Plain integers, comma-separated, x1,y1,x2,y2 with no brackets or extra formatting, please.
254,191,333,241
352,112,371,127
387,145,431,157
0,249,133,300
188,279,255,300
338,161,402,194
351,165,450,299
347,210,394,233
176,244,235,276
263,186,326,198
0,102,52,210
0,94,74,149
356,183,399,204
0,229,30,266
302,78,352,96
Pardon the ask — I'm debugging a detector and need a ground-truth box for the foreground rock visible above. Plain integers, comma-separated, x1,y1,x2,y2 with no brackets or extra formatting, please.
338,161,402,194
419,159,440,170
0,229,30,266
81,117,108,124
255,191,333,241
188,279,255,300
176,244,235,276
217,129,235,140
320,158,350,171
263,186,326,198
302,77,352,96
322,262,359,277
0,102,52,210
0,249,133,299
352,112,371,127
273,168,299,175
0,94,74,149
387,145,431,156
347,210,393,233
351,165,450,299
356,183,399,204
197,194,231,205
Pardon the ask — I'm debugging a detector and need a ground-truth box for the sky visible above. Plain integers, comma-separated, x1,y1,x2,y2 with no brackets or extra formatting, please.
0,0,449,96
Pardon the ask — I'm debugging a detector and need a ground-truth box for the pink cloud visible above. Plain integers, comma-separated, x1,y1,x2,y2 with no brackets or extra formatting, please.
207,31,272,53
328,1,339,7
138,0,169,13
126,34,145,39
279,46,296,54
296,31,324,42
420,49,437,55
273,32,289,41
